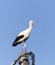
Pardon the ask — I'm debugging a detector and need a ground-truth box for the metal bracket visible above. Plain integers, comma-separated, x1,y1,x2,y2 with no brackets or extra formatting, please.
11,51,35,65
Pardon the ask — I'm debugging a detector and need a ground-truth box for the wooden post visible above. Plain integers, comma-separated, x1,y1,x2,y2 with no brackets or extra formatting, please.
19,55,29,65
18,51,29,65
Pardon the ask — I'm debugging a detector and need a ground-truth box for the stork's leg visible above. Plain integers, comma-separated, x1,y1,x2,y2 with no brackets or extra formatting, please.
22,42,26,53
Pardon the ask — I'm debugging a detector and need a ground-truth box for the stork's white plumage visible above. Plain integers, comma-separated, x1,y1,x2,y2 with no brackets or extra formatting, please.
12,20,34,52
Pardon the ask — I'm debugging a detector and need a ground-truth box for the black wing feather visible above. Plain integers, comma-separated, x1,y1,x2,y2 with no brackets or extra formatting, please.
12,35,24,46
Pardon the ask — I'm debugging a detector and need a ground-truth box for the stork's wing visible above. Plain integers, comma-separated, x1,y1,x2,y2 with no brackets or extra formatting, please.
12,35,24,46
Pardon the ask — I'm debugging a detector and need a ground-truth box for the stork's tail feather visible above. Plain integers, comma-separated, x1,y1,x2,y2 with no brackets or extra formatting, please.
12,42,22,47
12,43,17,46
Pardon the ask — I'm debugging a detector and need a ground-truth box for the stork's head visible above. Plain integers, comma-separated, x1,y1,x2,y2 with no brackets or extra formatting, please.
29,20,34,27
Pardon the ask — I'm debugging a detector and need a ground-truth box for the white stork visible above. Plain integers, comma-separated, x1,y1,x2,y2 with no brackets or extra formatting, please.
12,20,34,52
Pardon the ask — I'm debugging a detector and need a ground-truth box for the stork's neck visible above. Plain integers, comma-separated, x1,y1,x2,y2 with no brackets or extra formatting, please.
29,23,33,31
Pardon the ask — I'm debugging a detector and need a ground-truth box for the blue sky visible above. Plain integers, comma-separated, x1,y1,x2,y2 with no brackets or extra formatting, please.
0,0,55,65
